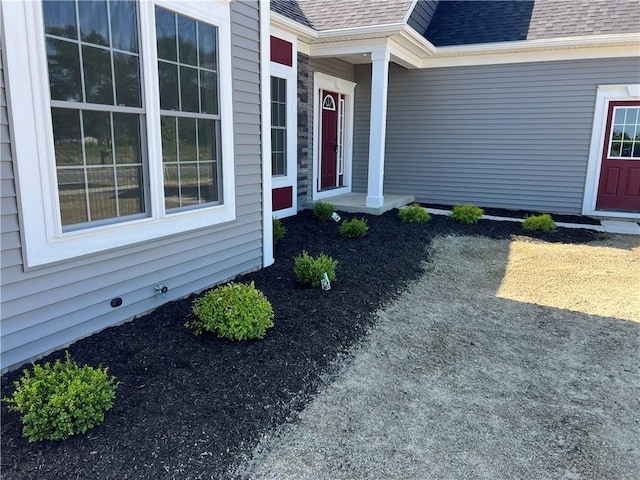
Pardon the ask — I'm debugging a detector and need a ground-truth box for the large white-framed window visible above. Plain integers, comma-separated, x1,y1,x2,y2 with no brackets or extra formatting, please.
2,0,236,267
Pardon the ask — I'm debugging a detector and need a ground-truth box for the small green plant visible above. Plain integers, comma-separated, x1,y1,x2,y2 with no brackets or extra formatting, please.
339,217,368,238
523,213,557,233
312,201,335,220
273,217,286,244
398,204,431,224
449,204,484,224
3,353,117,442
188,282,274,340
293,251,338,287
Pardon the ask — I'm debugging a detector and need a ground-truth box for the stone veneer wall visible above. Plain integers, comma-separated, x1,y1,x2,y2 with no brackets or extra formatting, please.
297,52,313,209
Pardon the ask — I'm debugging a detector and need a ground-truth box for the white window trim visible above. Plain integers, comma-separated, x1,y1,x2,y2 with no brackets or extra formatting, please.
312,72,356,201
583,84,640,219
2,0,236,268
270,27,297,219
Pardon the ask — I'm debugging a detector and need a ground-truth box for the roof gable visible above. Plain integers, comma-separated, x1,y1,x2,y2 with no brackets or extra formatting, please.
271,0,415,31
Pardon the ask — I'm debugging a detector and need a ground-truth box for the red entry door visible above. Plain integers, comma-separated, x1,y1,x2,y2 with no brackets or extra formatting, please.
320,91,339,190
596,101,640,212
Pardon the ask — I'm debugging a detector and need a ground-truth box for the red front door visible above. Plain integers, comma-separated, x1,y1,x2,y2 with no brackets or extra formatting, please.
596,101,640,212
320,91,339,190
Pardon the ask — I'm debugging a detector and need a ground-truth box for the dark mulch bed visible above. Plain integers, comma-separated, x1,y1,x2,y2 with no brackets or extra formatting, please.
0,209,607,479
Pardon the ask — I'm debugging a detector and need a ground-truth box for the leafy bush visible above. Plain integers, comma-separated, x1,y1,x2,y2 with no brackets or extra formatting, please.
273,217,286,244
188,282,274,340
398,204,431,224
449,204,484,224
293,251,338,287
312,201,335,220
523,213,557,233
3,353,117,442
339,217,368,238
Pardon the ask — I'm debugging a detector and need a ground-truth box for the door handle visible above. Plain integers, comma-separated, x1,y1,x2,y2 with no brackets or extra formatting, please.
334,144,339,153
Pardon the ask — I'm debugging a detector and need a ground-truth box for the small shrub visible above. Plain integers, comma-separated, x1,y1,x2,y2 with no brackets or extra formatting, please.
523,213,557,233
273,217,286,244
3,353,117,442
339,217,368,238
293,251,338,287
188,282,274,340
449,204,484,224
312,201,335,220
398,204,431,224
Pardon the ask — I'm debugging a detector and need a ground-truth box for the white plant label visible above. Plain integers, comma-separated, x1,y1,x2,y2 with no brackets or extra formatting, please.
321,272,331,290
331,212,341,222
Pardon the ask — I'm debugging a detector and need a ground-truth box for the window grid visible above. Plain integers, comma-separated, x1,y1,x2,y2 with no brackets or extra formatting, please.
44,0,146,231
271,76,286,177
156,6,221,212
609,106,640,159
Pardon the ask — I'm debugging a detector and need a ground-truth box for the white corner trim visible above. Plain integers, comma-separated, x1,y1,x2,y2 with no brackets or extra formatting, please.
260,0,274,267
402,0,420,24
582,84,640,220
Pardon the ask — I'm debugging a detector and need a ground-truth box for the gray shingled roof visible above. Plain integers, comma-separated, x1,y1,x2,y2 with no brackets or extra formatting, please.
271,0,415,31
425,0,640,46
273,0,640,45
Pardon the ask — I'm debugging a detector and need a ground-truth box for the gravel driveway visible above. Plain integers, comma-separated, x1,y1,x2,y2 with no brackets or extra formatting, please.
235,235,640,480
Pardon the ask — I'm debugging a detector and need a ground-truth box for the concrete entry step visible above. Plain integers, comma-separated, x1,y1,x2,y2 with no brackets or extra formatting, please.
600,220,640,235
310,193,415,216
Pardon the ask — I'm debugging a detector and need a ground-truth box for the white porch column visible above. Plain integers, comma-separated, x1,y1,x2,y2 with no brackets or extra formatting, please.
366,49,390,208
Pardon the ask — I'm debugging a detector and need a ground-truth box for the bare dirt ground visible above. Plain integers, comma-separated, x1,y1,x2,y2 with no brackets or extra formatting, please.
236,235,640,480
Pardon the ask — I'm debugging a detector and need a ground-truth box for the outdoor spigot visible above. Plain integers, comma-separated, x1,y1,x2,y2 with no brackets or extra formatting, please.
155,284,169,299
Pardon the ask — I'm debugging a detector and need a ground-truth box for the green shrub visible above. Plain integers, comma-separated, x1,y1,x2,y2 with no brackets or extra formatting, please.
312,201,335,220
3,353,117,442
398,204,431,224
188,282,274,340
449,204,484,224
293,251,338,287
339,217,368,238
273,217,286,244
523,213,557,233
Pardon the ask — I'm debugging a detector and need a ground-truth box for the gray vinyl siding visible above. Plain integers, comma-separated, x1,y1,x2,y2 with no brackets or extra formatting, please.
407,0,439,35
309,57,355,83
353,57,640,214
0,1,264,371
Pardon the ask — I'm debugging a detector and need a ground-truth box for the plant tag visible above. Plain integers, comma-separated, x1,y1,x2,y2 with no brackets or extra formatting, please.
321,272,331,290
331,212,341,222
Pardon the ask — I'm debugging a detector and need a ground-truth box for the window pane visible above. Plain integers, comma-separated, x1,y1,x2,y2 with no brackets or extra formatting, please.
179,164,198,206
178,117,197,161
158,61,179,110
83,45,114,105
633,143,640,158
51,108,83,166
623,123,637,141
83,110,112,165
198,24,217,70
200,70,218,114
199,163,217,203
610,142,621,157
43,0,77,39
113,113,141,165
155,7,177,61
116,166,144,216
180,66,199,113
87,167,117,220
163,165,180,209
110,0,138,53
198,119,215,160
161,116,178,162
614,108,626,125
178,16,197,66
47,38,82,102
114,52,141,107
79,0,109,47
58,168,88,226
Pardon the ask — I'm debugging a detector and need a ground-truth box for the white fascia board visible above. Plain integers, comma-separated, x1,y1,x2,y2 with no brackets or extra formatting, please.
270,11,317,42
308,38,390,58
